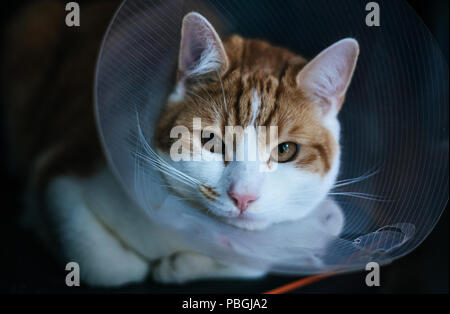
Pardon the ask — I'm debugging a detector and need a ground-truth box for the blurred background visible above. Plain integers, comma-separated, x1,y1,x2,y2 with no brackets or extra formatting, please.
0,0,448,293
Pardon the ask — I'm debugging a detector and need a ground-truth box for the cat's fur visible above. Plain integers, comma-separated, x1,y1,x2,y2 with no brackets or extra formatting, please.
3,2,358,286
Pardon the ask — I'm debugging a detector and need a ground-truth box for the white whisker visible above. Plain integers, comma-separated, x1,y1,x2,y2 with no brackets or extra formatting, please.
328,192,390,202
135,111,202,188
217,71,228,113
333,168,380,188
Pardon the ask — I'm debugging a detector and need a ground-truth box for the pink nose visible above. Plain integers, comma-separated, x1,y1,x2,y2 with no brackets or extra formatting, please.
227,188,259,212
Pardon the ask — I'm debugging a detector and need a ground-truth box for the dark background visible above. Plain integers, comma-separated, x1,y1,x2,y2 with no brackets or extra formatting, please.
0,0,448,293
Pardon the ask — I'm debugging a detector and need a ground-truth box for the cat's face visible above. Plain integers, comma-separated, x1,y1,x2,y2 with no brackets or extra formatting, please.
155,13,359,230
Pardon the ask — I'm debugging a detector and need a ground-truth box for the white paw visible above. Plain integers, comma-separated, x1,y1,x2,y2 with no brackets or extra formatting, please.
76,247,150,287
152,252,266,284
45,175,150,287
152,252,217,284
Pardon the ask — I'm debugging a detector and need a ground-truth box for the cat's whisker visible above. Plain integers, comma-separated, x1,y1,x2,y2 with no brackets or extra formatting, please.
187,89,223,121
135,112,202,188
186,90,211,107
333,167,380,188
172,195,200,202
159,183,192,192
216,71,228,113
328,191,390,202
138,154,201,189
144,152,199,184
136,152,199,188
137,137,193,182
192,78,225,120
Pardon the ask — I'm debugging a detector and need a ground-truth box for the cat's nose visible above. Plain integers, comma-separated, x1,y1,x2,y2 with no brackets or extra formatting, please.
227,187,259,212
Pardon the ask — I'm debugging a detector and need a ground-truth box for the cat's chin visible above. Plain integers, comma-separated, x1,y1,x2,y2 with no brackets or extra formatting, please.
221,216,272,231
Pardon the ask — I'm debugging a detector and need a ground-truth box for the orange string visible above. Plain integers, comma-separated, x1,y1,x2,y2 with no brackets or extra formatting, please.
264,273,334,294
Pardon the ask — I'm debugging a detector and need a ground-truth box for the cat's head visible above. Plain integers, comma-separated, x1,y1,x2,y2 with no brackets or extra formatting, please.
155,12,359,230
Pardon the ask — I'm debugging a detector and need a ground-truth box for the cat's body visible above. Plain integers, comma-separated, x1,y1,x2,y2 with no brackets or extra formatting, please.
3,2,358,286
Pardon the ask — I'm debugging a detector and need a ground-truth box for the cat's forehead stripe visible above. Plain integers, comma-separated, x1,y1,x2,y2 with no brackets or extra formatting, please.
250,89,260,126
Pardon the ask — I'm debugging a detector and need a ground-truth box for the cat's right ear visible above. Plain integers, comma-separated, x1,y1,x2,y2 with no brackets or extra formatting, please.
178,12,228,80
296,38,359,116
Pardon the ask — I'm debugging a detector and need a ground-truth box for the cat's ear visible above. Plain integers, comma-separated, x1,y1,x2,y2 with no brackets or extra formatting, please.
296,38,359,116
178,12,228,79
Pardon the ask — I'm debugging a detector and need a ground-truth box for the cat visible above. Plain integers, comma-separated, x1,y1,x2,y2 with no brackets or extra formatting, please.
3,2,358,287
155,12,359,231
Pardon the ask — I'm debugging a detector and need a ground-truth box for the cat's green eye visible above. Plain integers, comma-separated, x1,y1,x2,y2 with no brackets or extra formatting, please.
272,142,299,163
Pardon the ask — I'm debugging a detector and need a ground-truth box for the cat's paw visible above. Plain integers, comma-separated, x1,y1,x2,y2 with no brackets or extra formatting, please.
152,252,266,284
76,247,150,287
152,252,219,284
44,175,151,287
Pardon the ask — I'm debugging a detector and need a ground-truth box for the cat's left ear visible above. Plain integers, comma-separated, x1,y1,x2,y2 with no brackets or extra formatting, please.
178,12,228,79
296,38,359,116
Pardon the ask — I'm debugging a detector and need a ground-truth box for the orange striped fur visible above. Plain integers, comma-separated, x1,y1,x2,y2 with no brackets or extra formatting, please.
156,35,339,176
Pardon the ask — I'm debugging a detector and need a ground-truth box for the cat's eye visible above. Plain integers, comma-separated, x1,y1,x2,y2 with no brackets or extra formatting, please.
201,132,225,154
272,142,299,163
